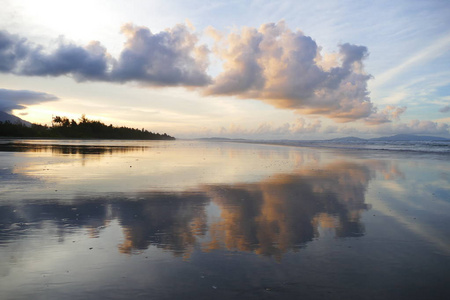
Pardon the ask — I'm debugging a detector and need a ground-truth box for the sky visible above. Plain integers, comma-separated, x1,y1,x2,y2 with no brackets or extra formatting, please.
0,0,449,139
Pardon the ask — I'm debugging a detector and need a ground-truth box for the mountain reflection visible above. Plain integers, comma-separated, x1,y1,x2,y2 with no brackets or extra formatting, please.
0,160,373,258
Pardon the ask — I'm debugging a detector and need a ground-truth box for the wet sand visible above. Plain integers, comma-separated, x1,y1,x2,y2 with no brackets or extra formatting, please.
0,139,449,299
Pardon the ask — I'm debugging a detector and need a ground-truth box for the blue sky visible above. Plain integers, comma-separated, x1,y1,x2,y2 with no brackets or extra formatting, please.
0,0,449,138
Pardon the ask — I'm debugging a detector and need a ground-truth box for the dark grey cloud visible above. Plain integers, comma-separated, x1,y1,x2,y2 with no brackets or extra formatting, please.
439,105,450,113
0,88,58,112
110,24,211,86
0,24,211,86
20,41,109,81
0,30,109,80
0,31,29,72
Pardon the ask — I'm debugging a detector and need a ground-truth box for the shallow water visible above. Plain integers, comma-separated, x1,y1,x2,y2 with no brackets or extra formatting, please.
0,139,449,299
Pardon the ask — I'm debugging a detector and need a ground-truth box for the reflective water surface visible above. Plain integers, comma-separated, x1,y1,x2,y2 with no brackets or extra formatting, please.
0,139,449,299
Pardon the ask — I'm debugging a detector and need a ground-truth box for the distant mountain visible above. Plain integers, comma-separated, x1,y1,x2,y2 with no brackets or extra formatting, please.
0,111,31,126
326,134,449,142
369,134,449,141
197,137,247,141
329,136,366,142
198,137,233,141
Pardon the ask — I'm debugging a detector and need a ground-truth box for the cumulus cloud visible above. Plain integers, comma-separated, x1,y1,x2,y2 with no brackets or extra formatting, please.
1,22,393,123
205,21,375,122
254,122,291,135
21,41,110,81
291,118,322,133
0,31,28,72
394,120,449,135
321,118,449,137
439,105,450,113
365,105,407,125
361,119,449,136
215,118,322,138
0,30,109,80
110,24,210,86
0,24,211,86
0,88,58,112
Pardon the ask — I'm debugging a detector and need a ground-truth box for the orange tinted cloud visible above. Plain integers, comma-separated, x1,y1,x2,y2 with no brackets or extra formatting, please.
205,21,375,122
1,22,388,122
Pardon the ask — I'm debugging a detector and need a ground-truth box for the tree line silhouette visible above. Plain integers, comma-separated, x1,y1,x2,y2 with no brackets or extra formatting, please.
0,115,175,140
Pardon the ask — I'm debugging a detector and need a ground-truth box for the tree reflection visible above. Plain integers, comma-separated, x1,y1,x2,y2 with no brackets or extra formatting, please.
0,142,146,156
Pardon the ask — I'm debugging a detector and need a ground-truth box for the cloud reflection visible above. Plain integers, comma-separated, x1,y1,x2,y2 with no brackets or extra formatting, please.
0,159,375,259
203,162,371,259
116,193,209,257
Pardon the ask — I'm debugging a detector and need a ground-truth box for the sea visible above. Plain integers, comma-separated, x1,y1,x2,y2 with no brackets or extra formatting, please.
257,139,450,154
